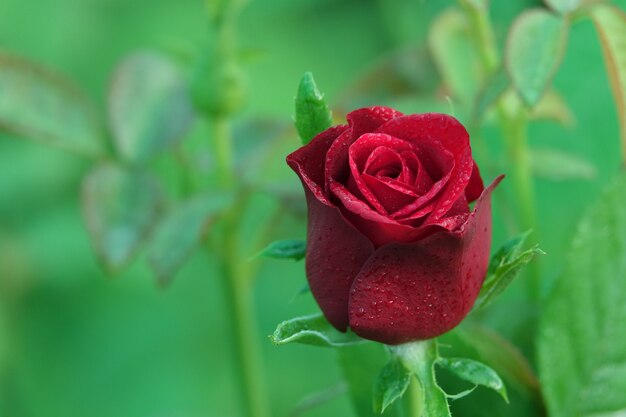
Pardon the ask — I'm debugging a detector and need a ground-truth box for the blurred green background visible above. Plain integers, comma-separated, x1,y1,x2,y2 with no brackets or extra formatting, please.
0,0,624,416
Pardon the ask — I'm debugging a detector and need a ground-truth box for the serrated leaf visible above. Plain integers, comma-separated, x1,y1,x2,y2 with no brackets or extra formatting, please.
271,313,364,348
506,9,568,106
148,192,235,285
81,164,162,272
530,148,596,181
529,89,575,127
339,343,404,417
473,67,510,121
108,51,195,163
428,7,481,107
474,231,543,310
538,173,626,417
392,340,451,417
257,239,305,261
0,52,104,157
437,357,508,402
444,386,477,401
452,323,540,399
590,5,626,162
373,358,411,414
294,72,332,145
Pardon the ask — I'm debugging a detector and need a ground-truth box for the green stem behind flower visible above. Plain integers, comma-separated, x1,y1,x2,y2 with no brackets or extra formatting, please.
201,2,269,416
211,119,269,417
462,1,541,300
392,340,451,417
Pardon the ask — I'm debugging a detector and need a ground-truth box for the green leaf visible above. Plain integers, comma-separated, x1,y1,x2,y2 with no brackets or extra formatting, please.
271,313,364,348
0,52,104,157
108,51,195,163
148,192,235,285
473,67,510,121
590,5,626,163
530,148,597,181
294,72,332,145
506,9,568,107
529,89,575,127
81,164,162,272
452,323,541,399
373,358,411,414
437,357,508,402
544,0,582,14
538,173,626,417
339,343,404,417
392,340,451,417
428,7,481,107
257,239,306,261
474,231,543,310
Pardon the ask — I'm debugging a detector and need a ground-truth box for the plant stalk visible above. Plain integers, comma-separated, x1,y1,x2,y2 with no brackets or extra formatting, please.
212,115,269,417
462,1,541,299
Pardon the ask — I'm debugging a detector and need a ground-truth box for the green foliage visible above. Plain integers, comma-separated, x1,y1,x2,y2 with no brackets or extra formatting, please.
437,357,508,402
256,239,306,261
191,48,247,117
428,7,480,108
528,89,574,126
271,313,364,348
0,52,104,157
373,358,411,414
506,9,568,107
529,148,596,181
544,0,582,14
81,163,162,272
538,173,626,417
294,72,332,145
449,323,542,402
148,192,235,285
339,343,404,417
391,341,451,417
474,231,543,310
473,68,509,121
108,51,195,163
590,4,626,162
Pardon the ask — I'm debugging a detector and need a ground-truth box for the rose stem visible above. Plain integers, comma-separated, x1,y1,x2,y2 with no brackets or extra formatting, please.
461,0,541,301
204,1,270,417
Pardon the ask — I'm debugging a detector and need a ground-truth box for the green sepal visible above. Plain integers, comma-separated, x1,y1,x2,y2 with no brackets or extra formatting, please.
294,72,332,145
255,239,305,261
437,357,508,402
373,357,411,414
474,231,544,310
271,313,364,348
390,340,451,417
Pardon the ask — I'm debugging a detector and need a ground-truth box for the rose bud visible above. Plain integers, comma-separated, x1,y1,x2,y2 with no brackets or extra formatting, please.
286,106,502,345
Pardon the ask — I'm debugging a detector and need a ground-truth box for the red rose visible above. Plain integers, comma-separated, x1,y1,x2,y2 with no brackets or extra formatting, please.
286,106,502,345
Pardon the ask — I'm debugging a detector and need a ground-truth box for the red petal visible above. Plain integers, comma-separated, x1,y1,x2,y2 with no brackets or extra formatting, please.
347,106,404,138
325,107,403,193
286,125,348,205
465,161,484,203
303,188,374,331
377,113,475,221
347,176,503,344
363,174,416,214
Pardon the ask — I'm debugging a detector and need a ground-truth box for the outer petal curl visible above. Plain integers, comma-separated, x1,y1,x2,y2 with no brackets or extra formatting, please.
347,176,503,344
303,188,374,330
